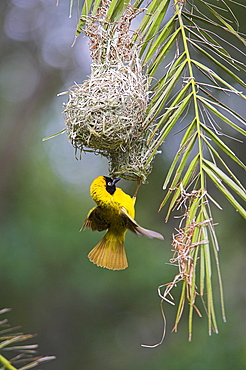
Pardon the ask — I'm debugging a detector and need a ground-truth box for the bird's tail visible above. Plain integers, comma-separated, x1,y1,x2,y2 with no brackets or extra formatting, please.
88,231,127,270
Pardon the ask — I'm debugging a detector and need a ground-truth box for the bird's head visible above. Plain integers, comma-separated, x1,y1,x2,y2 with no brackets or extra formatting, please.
90,176,121,198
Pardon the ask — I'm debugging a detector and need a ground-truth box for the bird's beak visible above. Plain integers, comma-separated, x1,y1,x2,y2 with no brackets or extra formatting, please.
112,178,121,185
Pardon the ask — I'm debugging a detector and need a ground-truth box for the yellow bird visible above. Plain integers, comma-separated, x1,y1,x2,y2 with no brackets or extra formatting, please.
82,176,164,270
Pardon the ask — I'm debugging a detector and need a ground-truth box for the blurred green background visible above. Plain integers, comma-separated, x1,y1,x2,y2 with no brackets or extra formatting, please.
0,1,245,369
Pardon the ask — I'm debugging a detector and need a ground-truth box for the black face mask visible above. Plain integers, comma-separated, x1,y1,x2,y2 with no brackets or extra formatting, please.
104,177,121,195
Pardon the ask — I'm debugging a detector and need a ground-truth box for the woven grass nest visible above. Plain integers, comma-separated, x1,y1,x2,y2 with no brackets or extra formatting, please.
64,62,148,152
63,60,155,182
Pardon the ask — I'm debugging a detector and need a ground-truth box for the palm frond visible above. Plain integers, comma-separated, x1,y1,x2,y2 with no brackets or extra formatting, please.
69,0,245,342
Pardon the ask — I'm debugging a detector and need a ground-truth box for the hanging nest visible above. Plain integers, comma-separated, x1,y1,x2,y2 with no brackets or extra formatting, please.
62,1,158,183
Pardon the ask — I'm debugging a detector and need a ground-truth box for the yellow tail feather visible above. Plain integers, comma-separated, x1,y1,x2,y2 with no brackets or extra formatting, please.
88,231,128,270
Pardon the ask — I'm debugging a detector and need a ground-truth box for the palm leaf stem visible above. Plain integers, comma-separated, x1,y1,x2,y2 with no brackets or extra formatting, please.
175,1,205,193
0,355,17,370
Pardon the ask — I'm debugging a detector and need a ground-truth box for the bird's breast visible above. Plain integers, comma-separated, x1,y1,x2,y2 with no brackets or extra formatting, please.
91,185,135,220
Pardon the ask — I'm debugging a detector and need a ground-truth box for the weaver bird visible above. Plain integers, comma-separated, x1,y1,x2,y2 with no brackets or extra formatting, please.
82,176,164,270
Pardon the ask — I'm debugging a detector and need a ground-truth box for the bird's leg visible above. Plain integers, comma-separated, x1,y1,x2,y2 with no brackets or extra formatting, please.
133,177,141,198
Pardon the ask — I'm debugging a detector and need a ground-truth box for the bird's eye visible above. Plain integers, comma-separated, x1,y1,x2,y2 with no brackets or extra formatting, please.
108,182,112,186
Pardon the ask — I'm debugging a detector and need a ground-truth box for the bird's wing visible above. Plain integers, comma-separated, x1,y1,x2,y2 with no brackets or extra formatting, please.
82,206,109,232
120,207,164,240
